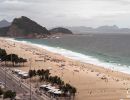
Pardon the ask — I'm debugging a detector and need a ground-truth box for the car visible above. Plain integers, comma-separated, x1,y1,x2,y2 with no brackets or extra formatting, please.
0,82,5,85
0,82,5,89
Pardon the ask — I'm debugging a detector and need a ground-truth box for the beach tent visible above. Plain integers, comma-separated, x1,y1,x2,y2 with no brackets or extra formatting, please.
16,71,29,79
40,84,48,90
21,73,29,79
40,84,47,88
12,69,21,74
39,84,62,95
46,85,56,90
40,84,49,91
18,71,28,75
53,90,62,94
18,71,27,76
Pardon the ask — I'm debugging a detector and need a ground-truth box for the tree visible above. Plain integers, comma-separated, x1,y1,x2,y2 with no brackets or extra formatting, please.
29,70,34,78
37,69,43,81
0,48,7,59
59,83,77,98
0,48,27,67
44,69,50,81
60,85,68,96
29,68,77,99
71,87,77,100
22,58,27,66
0,48,7,64
29,69,37,78
3,90,16,100
6,54,19,66
18,58,27,66
32,70,36,76
37,69,42,76
36,69,50,81
0,88,3,96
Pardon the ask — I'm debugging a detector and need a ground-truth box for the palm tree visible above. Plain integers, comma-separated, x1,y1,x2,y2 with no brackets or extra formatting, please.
0,48,27,67
71,87,77,100
48,76,53,83
29,70,34,78
32,70,36,77
60,85,68,96
18,58,27,66
0,48,7,64
22,58,27,66
37,69,43,81
38,69,50,82
29,70,37,81
37,69,41,76
6,54,19,66
56,77,64,85
64,84,77,99
0,48,7,59
41,69,45,81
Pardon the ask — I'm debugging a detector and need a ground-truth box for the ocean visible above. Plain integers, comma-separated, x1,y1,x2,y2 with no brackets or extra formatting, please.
14,34,130,74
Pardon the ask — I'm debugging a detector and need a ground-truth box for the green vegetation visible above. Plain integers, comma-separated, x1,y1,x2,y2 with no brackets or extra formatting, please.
0,88,16,99
49,27,73,34
0,48,7,59
0,16,50,38
29,69,77,98
0,47,77,98
3,90,16,99
0,88,3,96
12,16,50,35
0,48,27,66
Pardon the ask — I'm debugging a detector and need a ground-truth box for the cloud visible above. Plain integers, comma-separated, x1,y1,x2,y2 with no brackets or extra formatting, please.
0,0,130,28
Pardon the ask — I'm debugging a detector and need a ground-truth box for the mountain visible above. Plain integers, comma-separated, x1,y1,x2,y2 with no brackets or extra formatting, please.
0,26,10,36
67,26,93,34
7,16,50,38
0,16,50,38
49,27,73,35
0,20,11,28
97,25,119,30
68,25,130,34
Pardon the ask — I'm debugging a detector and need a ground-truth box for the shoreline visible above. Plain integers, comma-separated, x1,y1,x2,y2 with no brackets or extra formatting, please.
1,37,130,100
9,37,130,75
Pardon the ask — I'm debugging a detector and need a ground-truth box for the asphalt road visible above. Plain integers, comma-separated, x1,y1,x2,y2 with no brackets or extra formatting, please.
0,64,50,100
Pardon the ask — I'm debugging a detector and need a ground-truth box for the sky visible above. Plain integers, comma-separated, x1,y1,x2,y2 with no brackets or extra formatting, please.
0,0,130,28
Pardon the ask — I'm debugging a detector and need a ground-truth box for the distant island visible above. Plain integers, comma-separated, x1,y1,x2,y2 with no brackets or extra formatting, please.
1,16,130,38
49,27,73,35
67,25,130,34
0,16,73,38
0,19,11,28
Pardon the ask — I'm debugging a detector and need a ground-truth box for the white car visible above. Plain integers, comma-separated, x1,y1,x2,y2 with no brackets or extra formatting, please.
0,82,5,89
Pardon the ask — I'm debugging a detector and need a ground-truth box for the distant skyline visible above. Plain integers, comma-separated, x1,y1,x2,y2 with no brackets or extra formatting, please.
0,0,130,28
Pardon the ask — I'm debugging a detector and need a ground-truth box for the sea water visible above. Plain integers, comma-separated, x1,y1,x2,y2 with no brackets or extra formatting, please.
13,34,130,74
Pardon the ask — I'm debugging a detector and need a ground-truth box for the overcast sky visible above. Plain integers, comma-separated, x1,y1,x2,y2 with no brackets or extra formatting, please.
0,0,130,28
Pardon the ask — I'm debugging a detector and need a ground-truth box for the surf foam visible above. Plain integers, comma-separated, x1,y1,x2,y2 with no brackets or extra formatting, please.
5,38,130,74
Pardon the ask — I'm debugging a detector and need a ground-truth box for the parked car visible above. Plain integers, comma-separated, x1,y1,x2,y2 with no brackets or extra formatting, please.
0,82,5,89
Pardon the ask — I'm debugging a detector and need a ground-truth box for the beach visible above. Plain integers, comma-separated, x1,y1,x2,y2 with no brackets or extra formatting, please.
1,37,130,100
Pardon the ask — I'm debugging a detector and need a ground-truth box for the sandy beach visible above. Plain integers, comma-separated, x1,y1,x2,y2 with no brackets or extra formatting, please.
1,37,130,100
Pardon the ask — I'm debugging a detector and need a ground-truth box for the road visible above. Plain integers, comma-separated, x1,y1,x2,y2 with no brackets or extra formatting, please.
0,64,50,100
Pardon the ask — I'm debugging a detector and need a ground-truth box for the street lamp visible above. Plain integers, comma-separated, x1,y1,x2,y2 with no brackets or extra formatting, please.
4,66,7,90
29,58,32,100
1,56,7,90
0,56,7,90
